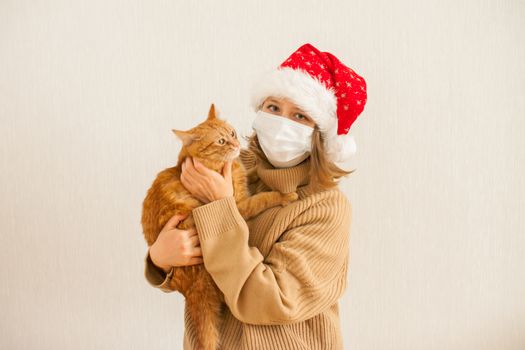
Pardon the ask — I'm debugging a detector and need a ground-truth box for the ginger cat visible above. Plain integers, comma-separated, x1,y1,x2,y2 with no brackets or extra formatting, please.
141,104,297,350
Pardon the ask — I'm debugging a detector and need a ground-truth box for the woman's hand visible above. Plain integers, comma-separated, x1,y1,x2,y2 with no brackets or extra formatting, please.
149,213,203,272
180,157,234,203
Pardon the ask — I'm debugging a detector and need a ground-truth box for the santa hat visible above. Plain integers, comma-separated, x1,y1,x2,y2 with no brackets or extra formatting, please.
250,43,367,163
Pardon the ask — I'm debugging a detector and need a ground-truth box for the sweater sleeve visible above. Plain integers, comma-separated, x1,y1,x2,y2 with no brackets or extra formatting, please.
191,192,352,325
142,148,256,293
144,251,178,293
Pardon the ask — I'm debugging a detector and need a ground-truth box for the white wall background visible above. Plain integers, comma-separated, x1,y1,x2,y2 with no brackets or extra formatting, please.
1,1,524,349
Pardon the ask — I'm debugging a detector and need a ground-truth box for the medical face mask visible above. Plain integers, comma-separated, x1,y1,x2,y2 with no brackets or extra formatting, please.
252,110,314,168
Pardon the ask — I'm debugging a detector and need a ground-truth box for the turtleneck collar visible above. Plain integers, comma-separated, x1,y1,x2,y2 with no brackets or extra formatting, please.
256,156,317,198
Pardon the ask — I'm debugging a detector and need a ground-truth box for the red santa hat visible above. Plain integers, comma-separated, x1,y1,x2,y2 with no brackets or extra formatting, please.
250,43,367,163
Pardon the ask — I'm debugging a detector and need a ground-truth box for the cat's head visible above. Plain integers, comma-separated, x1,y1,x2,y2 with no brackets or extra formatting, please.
171,104,241,162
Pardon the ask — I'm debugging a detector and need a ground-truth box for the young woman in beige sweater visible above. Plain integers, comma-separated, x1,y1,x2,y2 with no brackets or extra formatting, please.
145,43,367,349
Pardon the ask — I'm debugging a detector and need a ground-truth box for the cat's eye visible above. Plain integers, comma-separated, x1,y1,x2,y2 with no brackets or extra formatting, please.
218,138,226,145
231,130,236,138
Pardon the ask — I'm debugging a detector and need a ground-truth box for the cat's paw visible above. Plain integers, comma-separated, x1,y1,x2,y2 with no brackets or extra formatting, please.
280,192,299,206
246,168,259,184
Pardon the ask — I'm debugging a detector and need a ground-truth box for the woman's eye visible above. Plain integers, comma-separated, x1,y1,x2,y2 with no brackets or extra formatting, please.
295,113,306,120
267,104,279,112
218,138,226,145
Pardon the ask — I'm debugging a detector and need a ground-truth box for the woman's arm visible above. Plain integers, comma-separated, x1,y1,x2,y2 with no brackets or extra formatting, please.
143,213,202,293
143,149,257,292
191,190,352,325
144,250,176,293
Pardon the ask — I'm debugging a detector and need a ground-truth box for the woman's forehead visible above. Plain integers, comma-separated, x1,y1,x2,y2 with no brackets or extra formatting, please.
264,96,304,111
265,96,289,103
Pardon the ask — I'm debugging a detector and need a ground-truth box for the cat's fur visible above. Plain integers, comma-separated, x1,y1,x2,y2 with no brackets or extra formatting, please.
141,104,297,350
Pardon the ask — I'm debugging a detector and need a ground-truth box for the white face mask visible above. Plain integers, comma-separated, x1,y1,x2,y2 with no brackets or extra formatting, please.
252,110,314,168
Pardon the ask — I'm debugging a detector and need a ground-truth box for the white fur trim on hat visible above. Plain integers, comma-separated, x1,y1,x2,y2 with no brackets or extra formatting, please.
250,66,357,162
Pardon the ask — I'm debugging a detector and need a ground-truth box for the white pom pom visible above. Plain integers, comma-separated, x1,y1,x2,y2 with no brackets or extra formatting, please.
327,133,357,163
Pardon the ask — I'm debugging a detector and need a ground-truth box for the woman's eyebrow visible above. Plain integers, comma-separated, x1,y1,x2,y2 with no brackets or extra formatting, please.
292,106,308,115
267,99,310,118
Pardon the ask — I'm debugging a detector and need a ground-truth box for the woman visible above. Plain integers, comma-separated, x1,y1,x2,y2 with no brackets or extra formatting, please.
145,43,367,349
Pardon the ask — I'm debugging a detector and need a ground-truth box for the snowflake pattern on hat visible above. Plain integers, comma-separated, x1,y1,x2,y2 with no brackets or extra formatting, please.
280,44,367,135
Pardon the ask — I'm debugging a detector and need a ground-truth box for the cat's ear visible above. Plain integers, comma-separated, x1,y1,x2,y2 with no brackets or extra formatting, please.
172,129,197,146
207,103,219,121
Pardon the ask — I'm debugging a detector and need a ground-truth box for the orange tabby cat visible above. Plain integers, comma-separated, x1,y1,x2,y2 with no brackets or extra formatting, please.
141,104,297,350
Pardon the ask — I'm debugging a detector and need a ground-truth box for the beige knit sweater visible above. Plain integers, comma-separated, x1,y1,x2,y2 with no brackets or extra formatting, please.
144,149,352,349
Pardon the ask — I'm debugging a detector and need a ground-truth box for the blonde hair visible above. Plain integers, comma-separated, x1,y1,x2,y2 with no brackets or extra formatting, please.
244,126,355,192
